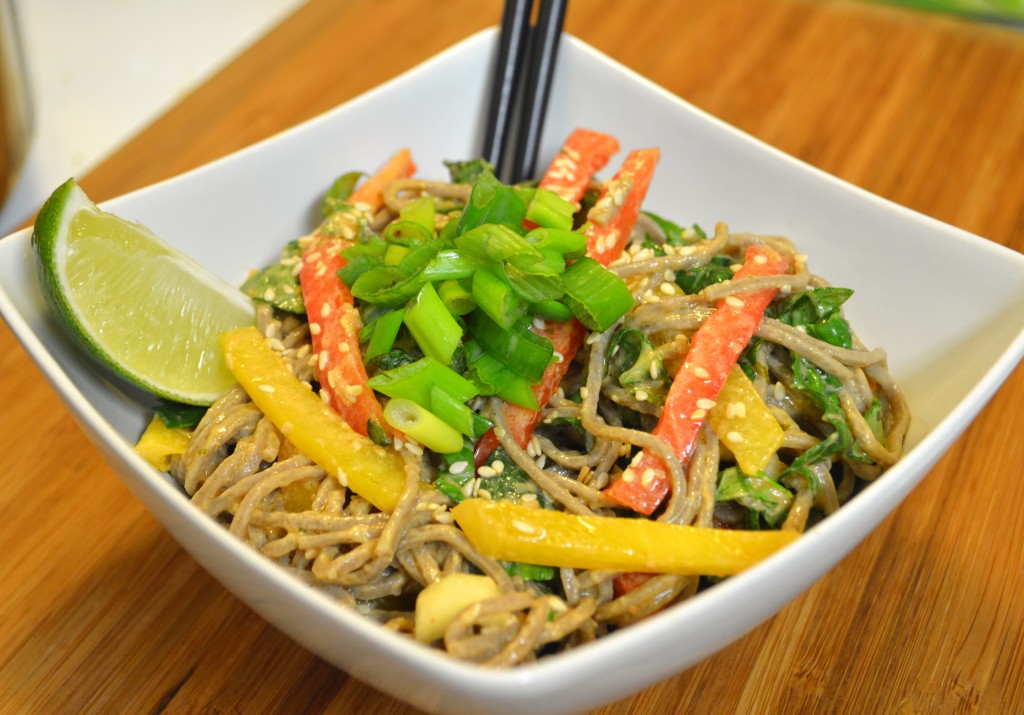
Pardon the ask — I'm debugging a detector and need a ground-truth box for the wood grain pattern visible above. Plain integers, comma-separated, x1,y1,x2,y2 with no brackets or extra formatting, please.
2,0,1023,713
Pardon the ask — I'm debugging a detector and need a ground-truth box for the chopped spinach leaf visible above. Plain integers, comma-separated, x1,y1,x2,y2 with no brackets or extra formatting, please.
675,254,734,295
240,241,305,314
154,401,207,430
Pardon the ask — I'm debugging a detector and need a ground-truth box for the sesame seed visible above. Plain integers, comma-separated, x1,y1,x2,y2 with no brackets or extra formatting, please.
434,511,454,524
345,385,363,397
258,384,276,394
491,460,505,474
692,366,710,379
393,437,404,451
697,398,716,410
336,468,349,488
735,402,747,418
725,403,736,419
512,519,538,535
726,296,745,308
315,263,327,278
296,345,311,359
477,466,497,478
534,454,547,469
318,351,329,370
321,302,332,318
309,323,321,335
730,263,743,273
306,251,322,263
263,288,276,301
477,488,493,500
754,254,768,265
659,282,675,295
640,468,655,486
635,389,649,402
726,431,744,444
649,362,660,379
449,460,469,474
622,469,636,483
532,316,548,331
268,338,286,352
690,408,707,420
579,386,589,400
338,341,350,353
773,382,787,400
319,389,330,404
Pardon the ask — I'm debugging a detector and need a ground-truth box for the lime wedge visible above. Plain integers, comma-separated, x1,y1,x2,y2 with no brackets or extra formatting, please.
32,179,255,405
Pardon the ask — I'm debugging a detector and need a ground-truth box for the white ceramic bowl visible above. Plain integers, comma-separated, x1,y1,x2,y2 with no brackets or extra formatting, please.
3,29,1024,715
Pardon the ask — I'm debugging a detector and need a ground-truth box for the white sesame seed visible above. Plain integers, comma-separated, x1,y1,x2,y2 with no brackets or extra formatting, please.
773,382,786,401
338,341,350,353
735,402,747,418
532,316,547,331
649,361,660,379
319,351,329,370
635,389,649,402
659,282,675,295
449,460,468,474
692,366,710,379
690,408,707,420
725,403,736,419
622,469,636,483
258,384,276,394
319,389,330,404
309,322,321,335
321,302,332,318
477,488,493,500
640,468,655,487
727,431,744,444
754,254,768,264
336,468,349,488
579,386,589,400
491,460,505,474
697,398,717,410
512,519,538,535
477,466,497,478
726,296,745,308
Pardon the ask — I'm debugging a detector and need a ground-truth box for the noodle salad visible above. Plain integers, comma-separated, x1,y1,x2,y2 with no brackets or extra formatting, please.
135,128,909,665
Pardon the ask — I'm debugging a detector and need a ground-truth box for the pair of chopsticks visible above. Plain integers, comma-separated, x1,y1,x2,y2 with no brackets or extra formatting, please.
481,0,568,184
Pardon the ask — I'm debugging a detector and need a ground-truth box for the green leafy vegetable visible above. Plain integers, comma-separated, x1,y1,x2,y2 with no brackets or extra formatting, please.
716,466,793,526
240,241,306,314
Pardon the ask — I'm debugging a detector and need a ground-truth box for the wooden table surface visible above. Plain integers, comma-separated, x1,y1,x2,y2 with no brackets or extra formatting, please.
3,0,1023,713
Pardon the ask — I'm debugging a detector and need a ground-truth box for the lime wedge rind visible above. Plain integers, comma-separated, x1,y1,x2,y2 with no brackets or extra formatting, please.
32,178,255,406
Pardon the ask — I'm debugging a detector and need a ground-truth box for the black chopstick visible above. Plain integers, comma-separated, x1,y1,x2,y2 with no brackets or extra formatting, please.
482,0,568,184
508,0,568,184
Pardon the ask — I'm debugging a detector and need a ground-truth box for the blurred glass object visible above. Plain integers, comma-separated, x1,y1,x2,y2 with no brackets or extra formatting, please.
0,0,32,209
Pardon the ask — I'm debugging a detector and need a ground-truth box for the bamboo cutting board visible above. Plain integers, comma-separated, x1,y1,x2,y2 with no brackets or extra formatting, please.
1,1,1023,713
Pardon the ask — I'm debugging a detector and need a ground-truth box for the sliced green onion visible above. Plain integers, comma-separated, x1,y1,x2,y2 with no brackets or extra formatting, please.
369,356,477,408
529,299,574,322
470,311,553,381
430,385,493,438
455,171,527,235
438,279,476,315
383,398,464,454
472,266,527,330
422,249,489,281
494,375,539,410
383,219,433,247
526,227,587,259
502,262,563,303
456,223,542,264
384,243,411,266
399,196,435,234
404,282,463,365
525,187,575,231
364,309,405,362
561,257,635,332
463,340,540,410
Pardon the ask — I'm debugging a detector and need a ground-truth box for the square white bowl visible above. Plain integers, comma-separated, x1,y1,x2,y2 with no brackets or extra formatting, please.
3,29,1024,715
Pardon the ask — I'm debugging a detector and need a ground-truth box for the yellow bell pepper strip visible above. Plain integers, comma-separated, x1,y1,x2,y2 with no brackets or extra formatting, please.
706,365,785,475
472,145,658,467
604,244,791,515
299,149,416,438
135,415,192,470
221,326,407,512
451,498,798,577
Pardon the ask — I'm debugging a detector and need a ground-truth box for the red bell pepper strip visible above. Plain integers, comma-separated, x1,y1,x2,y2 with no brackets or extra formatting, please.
536,128,620,207
603,243,791,514
473,146,660,467
299,149,416,437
